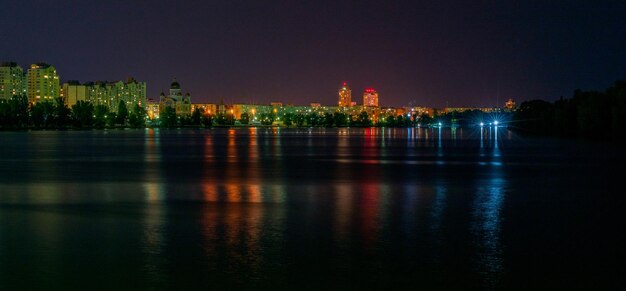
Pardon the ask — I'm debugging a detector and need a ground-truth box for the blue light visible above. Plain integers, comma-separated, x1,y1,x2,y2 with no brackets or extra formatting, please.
494,120,499,126
438,122,442,127
479,122,484,127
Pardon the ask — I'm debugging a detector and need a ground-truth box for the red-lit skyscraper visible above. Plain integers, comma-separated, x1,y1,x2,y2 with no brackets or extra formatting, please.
363,88,378,107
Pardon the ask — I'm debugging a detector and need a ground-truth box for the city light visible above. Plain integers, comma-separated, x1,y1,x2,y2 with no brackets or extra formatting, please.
480,122,484,127
494,120,499,126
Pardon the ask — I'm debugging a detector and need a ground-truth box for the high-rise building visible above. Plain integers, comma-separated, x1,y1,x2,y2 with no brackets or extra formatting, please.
80,77,146,111
109,77,147,111
27,63,60,103
0,62,27,101
60,80,88,106
338,82,352,107
363,88,379,107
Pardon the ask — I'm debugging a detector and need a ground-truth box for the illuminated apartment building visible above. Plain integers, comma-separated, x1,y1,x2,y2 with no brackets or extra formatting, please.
0,62,26,101
27,63,60,103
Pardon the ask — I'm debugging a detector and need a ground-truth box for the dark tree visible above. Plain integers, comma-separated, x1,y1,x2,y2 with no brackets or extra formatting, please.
201,114,213,128
260,112,274,125
283,112,294,127
419,114,433,126
160,106,178,128
0,95,28,128
53,98,70,129
31,101,55,128
357,111,370,127
333,112,348,127
190,107,202,126
294,113,305,127
71,100,95,128
514,100,554,135
128,104,146,128
94,105,109,128
239,112,250,125
116,100,128,126
306,113,320,126
323,112,334,127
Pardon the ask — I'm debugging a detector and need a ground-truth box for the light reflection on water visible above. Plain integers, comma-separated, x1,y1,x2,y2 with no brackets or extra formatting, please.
3,127,613,289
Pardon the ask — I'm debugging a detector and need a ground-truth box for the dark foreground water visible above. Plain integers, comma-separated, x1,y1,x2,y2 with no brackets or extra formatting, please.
1,128,625,290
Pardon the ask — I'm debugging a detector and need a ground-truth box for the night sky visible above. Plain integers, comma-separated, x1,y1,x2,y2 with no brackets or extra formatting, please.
2,0,625,107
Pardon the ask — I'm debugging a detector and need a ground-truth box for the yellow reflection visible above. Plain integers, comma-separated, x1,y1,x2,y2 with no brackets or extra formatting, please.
334,183,353,244
202,183,218,202
248,184,262,203
144,128,164,202
204,133,214,160
144,182,164,202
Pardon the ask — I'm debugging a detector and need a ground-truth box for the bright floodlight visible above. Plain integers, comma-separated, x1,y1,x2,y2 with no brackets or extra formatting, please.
494,120,499,126
438,122,442,127
479,122,484,126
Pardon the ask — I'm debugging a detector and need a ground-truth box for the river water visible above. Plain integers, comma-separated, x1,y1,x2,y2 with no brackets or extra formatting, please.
0,128,624,289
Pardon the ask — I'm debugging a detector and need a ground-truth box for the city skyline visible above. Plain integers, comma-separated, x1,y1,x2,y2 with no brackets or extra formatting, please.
2,1,625,107
1,61,510,108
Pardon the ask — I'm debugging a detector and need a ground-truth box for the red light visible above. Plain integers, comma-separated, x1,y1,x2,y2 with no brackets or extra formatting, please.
343,82,347,86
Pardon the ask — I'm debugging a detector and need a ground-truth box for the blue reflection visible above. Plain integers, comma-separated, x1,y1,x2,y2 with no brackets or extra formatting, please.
471,128,506,287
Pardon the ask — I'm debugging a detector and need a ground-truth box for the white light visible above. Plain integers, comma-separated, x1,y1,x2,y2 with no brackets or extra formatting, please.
494,121,499,126
438,122,442,127
480,122,484,126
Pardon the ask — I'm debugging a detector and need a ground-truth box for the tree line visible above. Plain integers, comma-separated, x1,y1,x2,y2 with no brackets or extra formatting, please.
512,80,626,142
1,95,511,130
0,96,148,129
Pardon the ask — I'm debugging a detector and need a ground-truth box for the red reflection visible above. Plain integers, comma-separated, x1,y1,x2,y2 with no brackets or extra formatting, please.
360,183,380,247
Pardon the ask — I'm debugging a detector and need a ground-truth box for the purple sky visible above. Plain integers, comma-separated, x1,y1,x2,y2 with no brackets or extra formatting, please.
2,0,625,107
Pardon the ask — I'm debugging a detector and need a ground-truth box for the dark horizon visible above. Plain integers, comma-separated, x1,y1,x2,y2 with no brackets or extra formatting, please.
2,1,625,107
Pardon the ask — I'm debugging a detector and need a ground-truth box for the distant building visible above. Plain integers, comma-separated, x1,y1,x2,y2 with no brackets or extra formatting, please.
64,77,146,110
0,62,26,101
310,102,321,108
60,81,87,106
145,98,160,119
444,107,500,114
160,78,191,115
27,63,60,103
505,98,516,110
338,82,352,107
191,103,217,115
363,88,379,107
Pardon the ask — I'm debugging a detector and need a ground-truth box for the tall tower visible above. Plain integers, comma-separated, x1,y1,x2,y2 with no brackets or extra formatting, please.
338,82,352,107
0,62,26,101
363,88,378,107
27,63,60,103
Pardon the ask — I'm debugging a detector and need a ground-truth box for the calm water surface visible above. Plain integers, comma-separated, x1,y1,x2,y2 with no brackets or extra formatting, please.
1,128,625,289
